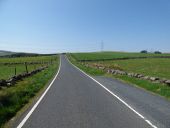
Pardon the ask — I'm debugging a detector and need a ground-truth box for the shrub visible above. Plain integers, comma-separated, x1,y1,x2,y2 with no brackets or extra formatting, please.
140,50,148,53
154,51,162,54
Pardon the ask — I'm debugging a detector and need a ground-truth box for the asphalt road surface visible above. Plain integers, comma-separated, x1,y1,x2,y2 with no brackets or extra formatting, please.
15,55,170,128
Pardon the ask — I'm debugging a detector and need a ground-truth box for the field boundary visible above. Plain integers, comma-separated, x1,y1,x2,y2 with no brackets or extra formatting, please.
74,56,170,62
16,56,61,128
67,56,157,128
68,54,170,99
81,63,170,86
0,66,48,88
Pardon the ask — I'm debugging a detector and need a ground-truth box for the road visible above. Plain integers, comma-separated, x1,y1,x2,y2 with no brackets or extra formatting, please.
15,55,170,128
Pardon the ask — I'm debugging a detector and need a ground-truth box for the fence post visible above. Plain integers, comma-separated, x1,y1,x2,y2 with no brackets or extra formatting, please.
34,64,36,70
15,66,16,75
25,62,28,73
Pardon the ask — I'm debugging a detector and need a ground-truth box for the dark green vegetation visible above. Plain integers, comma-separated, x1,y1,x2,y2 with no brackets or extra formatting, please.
69,53,170,99
0,55,59,128
72,52,170,61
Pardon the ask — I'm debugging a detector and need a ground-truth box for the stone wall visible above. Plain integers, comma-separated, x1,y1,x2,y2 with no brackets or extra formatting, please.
83,63,170,86
78,56,170,62
0,66,48,88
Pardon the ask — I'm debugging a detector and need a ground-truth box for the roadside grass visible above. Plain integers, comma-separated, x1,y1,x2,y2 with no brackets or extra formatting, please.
0,64,45,80
0,55,57,63
67,54,104,76
86,58,170,79
68,54,170,100
0,57,59,128
109,74,170,99
0,55,57,80
71,52,170,61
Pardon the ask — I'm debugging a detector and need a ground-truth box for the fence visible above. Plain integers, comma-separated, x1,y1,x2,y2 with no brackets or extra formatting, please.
0,60,56,84
75,56,170,62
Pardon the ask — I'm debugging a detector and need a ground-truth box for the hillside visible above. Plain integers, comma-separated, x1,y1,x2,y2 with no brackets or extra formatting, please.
0,50,15,56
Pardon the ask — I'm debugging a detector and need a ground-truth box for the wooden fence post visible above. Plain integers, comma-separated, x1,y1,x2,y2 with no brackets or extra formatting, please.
34,64,36,70
25,62,28,73
15,66,16,75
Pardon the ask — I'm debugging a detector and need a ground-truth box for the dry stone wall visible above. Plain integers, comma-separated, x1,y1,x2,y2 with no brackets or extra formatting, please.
0,66,48,88
83,63,170,86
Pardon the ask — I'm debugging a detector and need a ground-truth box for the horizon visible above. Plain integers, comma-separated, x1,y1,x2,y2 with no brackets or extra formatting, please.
0,0,170,53
1,49,170,55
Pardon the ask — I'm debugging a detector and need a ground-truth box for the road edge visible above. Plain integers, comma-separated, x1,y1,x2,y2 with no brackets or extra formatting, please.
66,55,158,128
16,56,61,128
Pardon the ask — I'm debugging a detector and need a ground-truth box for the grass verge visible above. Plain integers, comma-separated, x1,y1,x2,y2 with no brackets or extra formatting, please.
0,58,59,128
67,54,104,76
68,54,170,100
107,74,170,100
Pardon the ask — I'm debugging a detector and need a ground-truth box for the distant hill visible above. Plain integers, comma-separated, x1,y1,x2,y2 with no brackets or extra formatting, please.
7,53,57,57
0,50,16,56
0,50,57,58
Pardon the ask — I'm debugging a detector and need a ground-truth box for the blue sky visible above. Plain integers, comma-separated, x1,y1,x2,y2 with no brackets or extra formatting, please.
0,0,170,53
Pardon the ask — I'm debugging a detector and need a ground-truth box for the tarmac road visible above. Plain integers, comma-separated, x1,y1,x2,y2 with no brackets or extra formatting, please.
15,55,170,128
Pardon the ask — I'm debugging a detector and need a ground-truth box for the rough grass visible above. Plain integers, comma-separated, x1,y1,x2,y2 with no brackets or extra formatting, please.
112,74,170,99
0,55,57,80
68,54,170,100
0,55,57,63
0,64,45,80
72,52,170,61
0,57,59,128
73,52,170,79
67,54,104,76
87,58,170,79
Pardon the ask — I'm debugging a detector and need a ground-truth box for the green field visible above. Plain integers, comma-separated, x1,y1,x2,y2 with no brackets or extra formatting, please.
0,55,57,80
0,55,57,63
68,53,170,100
72,52,170,61
0,55,59,127
86,58,170,79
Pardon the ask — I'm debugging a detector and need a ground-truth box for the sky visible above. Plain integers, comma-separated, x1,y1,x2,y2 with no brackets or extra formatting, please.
0,0,170,53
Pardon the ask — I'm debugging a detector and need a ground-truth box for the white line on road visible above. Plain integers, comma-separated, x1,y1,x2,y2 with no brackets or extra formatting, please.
17,56,61,128
67,57,157,128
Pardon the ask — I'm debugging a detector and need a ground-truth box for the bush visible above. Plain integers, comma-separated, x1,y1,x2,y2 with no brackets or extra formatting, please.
154,51,162,54
140,50,148,53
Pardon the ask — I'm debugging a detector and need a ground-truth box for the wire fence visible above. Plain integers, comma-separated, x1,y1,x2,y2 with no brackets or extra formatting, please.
0,60,56,80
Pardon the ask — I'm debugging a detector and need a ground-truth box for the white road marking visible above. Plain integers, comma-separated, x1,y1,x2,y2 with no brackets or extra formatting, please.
17,56,61,128
67,57,157,128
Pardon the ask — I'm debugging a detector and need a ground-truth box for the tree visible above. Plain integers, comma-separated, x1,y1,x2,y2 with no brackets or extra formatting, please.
140,50,148,53
154,51,162,54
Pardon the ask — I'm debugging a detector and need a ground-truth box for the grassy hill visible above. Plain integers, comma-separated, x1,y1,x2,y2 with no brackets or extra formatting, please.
0,50,57,57
71,52,170,61
0,50,15,56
